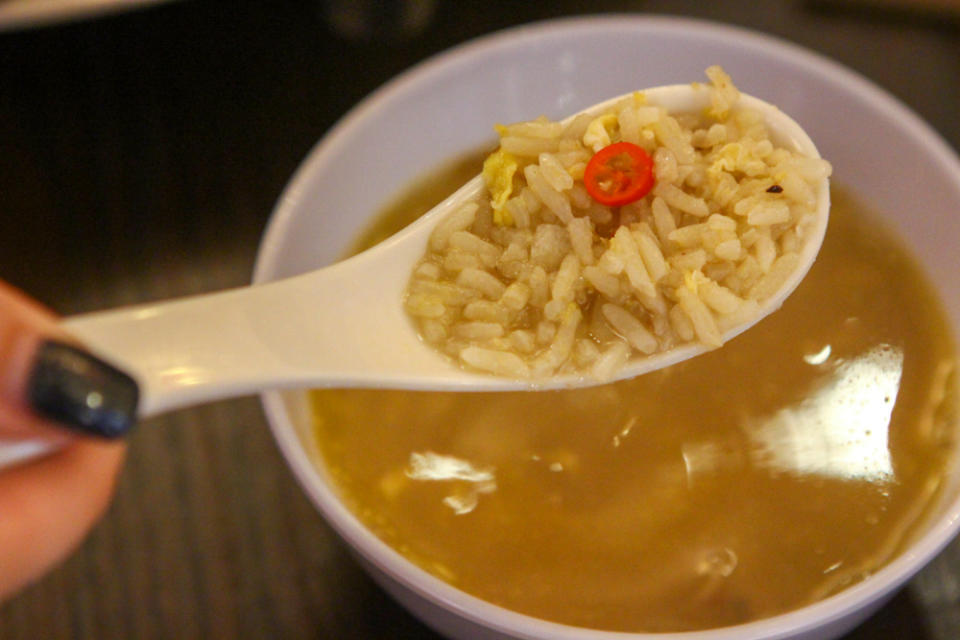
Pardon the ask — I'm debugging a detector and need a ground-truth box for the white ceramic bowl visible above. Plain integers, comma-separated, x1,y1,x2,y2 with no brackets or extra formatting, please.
253,15,960,640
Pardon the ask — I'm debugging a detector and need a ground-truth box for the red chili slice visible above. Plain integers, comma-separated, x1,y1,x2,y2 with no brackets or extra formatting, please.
583,142,655,207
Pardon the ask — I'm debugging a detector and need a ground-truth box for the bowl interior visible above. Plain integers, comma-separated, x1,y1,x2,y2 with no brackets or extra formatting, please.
254,15,960,640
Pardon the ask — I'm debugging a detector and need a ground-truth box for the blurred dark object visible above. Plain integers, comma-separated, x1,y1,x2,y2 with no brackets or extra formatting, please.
808,0,960,27
322,0,437,41
830,0,960,9
0,0,181,32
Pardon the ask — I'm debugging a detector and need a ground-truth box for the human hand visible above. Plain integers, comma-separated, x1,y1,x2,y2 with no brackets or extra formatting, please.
0,281,138,601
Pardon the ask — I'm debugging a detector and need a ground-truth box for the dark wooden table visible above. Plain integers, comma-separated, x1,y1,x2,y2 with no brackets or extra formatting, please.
0,0,958,637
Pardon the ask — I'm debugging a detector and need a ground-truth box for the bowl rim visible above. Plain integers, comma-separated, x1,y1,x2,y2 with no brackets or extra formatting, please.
255,13,960,639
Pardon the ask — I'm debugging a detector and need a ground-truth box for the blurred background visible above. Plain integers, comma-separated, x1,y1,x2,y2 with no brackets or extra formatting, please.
0,0,958,638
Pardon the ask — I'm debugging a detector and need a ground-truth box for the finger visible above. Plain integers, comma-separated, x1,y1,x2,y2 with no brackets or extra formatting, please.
0,437,125,601
0,281,139,440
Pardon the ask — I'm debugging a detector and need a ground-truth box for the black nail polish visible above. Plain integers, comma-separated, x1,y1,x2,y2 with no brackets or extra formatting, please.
26,340,139,438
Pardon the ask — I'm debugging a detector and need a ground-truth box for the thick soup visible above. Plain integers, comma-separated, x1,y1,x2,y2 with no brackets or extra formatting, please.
311,156,958,632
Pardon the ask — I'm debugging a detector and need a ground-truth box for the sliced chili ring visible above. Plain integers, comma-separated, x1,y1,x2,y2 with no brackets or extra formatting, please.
583,141,655,207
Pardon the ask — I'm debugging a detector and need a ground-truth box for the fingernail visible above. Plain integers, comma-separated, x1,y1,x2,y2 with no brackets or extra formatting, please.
26,340,139,438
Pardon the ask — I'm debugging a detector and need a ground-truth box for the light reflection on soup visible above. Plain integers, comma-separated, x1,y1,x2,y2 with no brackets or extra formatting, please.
311,155,958,632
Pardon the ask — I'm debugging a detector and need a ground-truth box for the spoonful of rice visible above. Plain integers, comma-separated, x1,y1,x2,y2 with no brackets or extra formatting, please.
64,67,830,417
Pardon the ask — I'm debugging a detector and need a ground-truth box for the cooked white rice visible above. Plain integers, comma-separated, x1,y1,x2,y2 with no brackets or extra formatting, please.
405,66,831,380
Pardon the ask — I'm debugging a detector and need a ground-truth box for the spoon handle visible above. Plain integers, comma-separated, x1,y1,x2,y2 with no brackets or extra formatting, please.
61,252,413,417
0,249,419,468
58,180,491,418
62,282,296,417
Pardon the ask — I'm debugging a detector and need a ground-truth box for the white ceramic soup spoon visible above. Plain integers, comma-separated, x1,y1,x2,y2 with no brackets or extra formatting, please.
60,84,829,419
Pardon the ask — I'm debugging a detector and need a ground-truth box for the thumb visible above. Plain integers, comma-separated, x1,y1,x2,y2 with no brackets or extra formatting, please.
0,281,139,441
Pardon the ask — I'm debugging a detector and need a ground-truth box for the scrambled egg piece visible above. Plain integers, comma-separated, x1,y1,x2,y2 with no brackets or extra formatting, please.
712,142,744,172
705,65,739,121
709,141,770,179
483,147,518,226
582,113,619,152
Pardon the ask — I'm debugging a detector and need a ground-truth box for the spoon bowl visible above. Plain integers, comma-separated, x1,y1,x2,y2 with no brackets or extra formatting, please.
59,82,828,417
